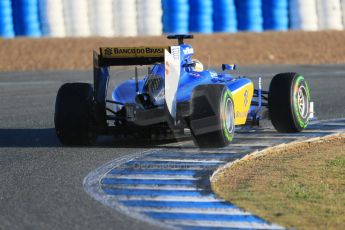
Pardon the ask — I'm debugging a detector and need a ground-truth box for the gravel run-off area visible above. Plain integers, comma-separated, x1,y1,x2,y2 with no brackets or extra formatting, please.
1,31,345,71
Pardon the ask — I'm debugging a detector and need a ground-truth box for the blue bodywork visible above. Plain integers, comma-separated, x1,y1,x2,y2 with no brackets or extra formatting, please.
93,39,264,129
110,44,261,123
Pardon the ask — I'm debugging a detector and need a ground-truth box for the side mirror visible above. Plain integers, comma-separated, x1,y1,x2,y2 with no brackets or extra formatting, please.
183,62,196,68
222,64,237,71
183,62,196,72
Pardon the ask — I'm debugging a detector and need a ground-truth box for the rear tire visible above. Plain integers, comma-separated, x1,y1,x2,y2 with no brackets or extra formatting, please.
54,83,97,145
190,84,235,148
268,73,311,133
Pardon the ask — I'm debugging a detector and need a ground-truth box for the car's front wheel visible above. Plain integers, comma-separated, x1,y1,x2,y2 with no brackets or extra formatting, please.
268,73,311,133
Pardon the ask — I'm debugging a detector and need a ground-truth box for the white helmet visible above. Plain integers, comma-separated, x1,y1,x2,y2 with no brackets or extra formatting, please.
193,59,204,72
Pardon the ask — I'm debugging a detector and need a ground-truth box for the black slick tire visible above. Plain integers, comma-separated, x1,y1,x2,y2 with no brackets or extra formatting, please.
54,83,97,145
190,84,235,148
268,73,311,133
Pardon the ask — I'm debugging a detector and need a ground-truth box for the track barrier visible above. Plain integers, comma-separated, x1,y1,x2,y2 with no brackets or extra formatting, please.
1,0,345,38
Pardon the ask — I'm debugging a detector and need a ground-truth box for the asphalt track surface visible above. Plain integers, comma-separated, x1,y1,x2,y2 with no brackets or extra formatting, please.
1,65,345,230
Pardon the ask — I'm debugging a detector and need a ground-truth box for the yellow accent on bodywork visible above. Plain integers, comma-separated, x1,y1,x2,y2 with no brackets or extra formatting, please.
232,82,254,125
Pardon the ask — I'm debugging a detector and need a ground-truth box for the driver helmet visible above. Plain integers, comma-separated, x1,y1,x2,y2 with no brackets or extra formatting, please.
192,59,204,72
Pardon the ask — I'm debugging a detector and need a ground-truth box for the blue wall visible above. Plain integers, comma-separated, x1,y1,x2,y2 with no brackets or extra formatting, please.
262,0,288,31
213,0,237,33
0,0,343,38
189,0,213,33
0,0,15,38
12,0,41,37
162,0,189,34
236,0,263,32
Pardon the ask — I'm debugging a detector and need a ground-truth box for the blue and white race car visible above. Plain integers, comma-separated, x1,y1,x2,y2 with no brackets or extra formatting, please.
54,35,313,147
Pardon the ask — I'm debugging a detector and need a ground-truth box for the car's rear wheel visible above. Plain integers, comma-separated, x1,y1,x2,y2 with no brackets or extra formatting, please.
268,73,311,132
190,84,235,148
54,83,97,145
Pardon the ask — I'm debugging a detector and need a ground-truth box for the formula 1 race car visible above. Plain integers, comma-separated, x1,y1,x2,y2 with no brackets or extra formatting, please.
54,35,313,147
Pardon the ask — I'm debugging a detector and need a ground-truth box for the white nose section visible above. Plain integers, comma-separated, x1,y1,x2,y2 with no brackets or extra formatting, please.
164,46,181,120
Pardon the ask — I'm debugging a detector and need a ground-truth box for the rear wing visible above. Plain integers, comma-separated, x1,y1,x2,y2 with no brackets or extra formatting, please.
96,46,169,66
93,46,180,127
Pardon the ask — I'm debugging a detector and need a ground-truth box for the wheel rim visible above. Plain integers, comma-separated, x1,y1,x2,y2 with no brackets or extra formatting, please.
224,98,235,133
297,85,309,119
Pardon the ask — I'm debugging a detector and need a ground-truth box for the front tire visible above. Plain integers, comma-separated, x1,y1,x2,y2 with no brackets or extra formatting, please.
54,83,97,145
268,73,311,133
190,84,235,148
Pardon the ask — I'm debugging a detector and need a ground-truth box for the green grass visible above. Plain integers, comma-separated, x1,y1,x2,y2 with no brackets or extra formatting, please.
327,157,345,167
212,136,345,230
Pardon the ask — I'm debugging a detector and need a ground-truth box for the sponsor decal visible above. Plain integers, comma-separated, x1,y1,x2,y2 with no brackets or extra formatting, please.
235,111,248,119
210,71,218,78
189,72,201,77
183,47,194,55
101,47,168,58
244,90,249,107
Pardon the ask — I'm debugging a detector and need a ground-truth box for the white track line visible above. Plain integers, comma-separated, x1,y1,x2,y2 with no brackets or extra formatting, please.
173,149,249,154
164,220,284,229
115,196,222,202
237,135,300,139
130,207,251,215
319,122,345,126
229,143,271,147
147,152,243,156
134,158,226,163
102,184,204,191
113,166,214,171
104,174,199,180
